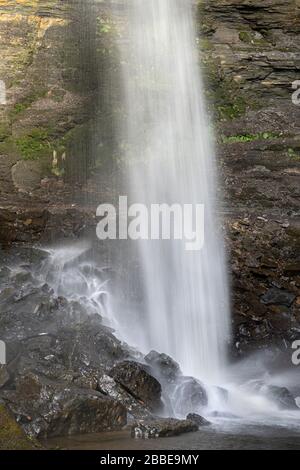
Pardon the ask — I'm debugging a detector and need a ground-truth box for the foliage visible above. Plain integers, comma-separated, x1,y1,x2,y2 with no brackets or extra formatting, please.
16,128,51,160
222,132,281,144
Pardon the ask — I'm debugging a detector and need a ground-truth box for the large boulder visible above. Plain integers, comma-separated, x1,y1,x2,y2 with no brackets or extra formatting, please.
1,372,127,438
248,381,298,410
171,376,208,417
263,385,298,410
131,418,198,439
109,361,162,411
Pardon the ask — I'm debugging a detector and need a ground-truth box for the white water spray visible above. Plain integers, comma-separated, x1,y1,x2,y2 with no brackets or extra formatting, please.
119,0,230,382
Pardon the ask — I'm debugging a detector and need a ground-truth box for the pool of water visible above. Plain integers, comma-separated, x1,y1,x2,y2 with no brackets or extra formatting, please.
44,419,300,450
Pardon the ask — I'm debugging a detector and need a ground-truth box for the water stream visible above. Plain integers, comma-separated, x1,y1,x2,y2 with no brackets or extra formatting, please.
119,0,230,383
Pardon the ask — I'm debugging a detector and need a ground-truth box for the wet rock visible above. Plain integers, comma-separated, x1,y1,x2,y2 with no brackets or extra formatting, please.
145,350,181,382
109,361,162,411
131,418,198,439
263,385,298,410
11,160,44,193
250,381,298,410
171,376,208,417
186,413,211,427
0,366,10,389
261,288,296,307
98,374,152,420
1,372,127,438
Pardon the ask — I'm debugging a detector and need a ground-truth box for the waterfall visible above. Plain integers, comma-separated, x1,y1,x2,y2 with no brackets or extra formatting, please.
119,0,231,383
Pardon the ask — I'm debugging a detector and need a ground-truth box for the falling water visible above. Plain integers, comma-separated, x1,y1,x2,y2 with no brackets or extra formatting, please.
119,0,230,382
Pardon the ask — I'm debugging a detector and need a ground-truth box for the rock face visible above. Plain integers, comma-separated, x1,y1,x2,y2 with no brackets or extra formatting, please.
0,0,298,356
110,361,162,412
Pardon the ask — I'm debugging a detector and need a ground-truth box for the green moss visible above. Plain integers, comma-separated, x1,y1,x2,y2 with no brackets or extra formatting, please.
0,123,11,142
239,30,269,46
218,99,247,120
0,403,37,450
16,128,51,160
287,147,300,161
239,31,253,44
222,132,281,144
10,89,47,120
201,55,253,120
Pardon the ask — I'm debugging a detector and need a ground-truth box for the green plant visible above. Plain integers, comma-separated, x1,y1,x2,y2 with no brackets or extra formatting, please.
222,132,281,144
287,147,300,161
16,128,51,160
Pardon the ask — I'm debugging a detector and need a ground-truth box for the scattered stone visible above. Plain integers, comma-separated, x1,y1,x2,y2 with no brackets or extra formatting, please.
261,288,296,307
131,418,198,439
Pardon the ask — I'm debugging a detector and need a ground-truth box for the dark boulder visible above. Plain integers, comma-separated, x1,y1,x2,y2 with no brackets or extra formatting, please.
186,413,211,427
109,361,162,411
131,418,198,439
1,372,127,438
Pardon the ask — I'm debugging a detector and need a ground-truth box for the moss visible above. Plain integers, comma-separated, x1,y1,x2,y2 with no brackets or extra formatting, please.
16,128,51,160
10,89,48,120
0,403,37,450
218,99,247,120
239,31,252,44
287,148,300,161
0,123,11,142
201,55,254,120
222,132,281,144
239,30,269,46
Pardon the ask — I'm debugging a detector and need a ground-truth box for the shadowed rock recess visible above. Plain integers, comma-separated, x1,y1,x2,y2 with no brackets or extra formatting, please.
0,0,299,444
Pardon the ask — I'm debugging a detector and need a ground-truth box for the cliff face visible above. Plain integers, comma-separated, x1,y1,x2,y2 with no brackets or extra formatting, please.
0,0,115,200
196,0,300,359
0,0,299,358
